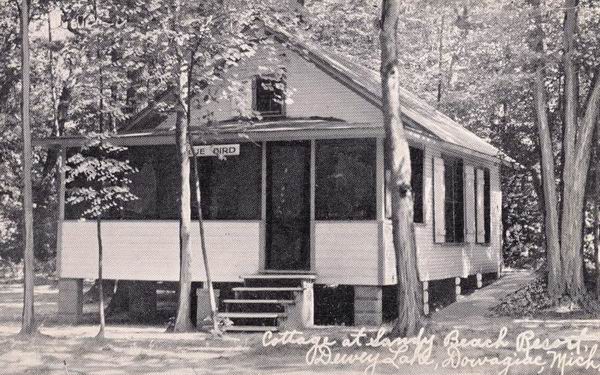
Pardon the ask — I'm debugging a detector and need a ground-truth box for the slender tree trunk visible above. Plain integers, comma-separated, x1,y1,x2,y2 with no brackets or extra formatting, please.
174,102,193,332
186,48,218,332
594,155,600,299
533,70,563,298
48,11,59,138
190,150,218,331
172,2,194,329
557,0,586,301
436,15,445,104
96,218,105,339
529,0,563,298
20,0,35,336
380,0,423,337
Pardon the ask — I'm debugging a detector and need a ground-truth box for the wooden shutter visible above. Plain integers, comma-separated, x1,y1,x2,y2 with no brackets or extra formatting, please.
433,157,446,243
385,169,391,219
476,168,486,243
464,165,476,242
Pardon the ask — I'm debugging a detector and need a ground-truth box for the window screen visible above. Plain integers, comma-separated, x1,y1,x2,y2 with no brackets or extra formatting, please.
315,138,376,220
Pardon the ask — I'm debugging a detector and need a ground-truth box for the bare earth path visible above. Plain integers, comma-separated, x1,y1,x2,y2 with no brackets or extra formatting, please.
430,269,537,330
2,274,600,374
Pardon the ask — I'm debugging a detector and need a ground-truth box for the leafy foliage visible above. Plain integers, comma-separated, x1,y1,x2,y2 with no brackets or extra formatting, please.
65,134,137,219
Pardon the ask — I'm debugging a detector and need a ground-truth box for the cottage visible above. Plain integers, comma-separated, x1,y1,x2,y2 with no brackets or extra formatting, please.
37,28,503,331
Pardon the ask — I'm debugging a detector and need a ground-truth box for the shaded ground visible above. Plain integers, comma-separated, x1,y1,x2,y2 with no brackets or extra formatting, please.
431,269,537,329
2,274,600,374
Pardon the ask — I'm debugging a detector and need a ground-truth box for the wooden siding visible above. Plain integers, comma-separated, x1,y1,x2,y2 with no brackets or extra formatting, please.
167,44,385,129
61,221,260,282
315,221,379,285
382,142,502,284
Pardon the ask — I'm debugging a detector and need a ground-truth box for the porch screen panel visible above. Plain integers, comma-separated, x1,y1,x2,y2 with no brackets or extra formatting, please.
193,143,262,220
65,145,168,220
150,146,180,220
315,138,376,220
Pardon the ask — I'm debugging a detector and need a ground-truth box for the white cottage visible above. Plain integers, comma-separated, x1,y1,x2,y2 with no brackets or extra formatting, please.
38,28,503,330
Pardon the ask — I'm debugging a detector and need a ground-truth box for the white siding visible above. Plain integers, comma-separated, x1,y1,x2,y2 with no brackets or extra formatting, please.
61,220,260,282
159,43,385,129
315,221,379,285
382,143,502,284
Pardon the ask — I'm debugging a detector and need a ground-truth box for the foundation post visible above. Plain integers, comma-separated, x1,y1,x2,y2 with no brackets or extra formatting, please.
57,278,84,324
476,273,483,289
455,277,462,300
283,280,314,329
422,281,429,315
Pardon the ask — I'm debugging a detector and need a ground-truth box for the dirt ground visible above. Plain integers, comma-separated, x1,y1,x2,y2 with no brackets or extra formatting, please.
2,280,600,375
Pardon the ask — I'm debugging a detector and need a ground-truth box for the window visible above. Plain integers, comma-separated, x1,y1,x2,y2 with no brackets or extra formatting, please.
315,138,376,220
193,143,262,220
444,155,464,243
254,76,284,117
410,147,424,223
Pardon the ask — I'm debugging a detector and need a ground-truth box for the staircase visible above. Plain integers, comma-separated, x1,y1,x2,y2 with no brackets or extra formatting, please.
218,274,316,332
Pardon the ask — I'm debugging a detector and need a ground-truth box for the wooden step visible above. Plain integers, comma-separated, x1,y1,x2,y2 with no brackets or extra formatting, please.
224,325,279,332
241,274,316,280
218,312,286,319
223,299,295,304
232,287,303,292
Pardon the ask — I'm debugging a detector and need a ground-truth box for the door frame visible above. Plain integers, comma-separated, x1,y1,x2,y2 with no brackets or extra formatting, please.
258,140,316,273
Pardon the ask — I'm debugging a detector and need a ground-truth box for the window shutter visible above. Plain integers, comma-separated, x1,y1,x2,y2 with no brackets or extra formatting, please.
476,168,485,243
433,157,445,243
464,165,476,242
385,169,391,219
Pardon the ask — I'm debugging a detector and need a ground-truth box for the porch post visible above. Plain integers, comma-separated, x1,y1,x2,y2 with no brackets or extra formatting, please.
354,285,382,326
259,141,267,272
376,137,385,284
309,139,316,271
56,146,66,277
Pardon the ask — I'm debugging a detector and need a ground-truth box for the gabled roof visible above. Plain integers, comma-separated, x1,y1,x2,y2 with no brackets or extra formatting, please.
36,25,502,160
268,27,501,158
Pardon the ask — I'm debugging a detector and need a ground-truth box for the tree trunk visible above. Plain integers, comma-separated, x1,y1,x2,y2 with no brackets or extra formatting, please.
379,0,423,337
531,0,600,301
190,151,218,331
20,0,35,336
173,103,193,332
436,15,445,104
533,69,563,298
529,0,563,298
595,155,600,299
172,0,194,333
96,218,105,339
186,47,218,332
557,0,586,301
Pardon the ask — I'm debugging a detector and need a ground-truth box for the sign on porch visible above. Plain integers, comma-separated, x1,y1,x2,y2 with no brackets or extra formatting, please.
191,144,240,157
